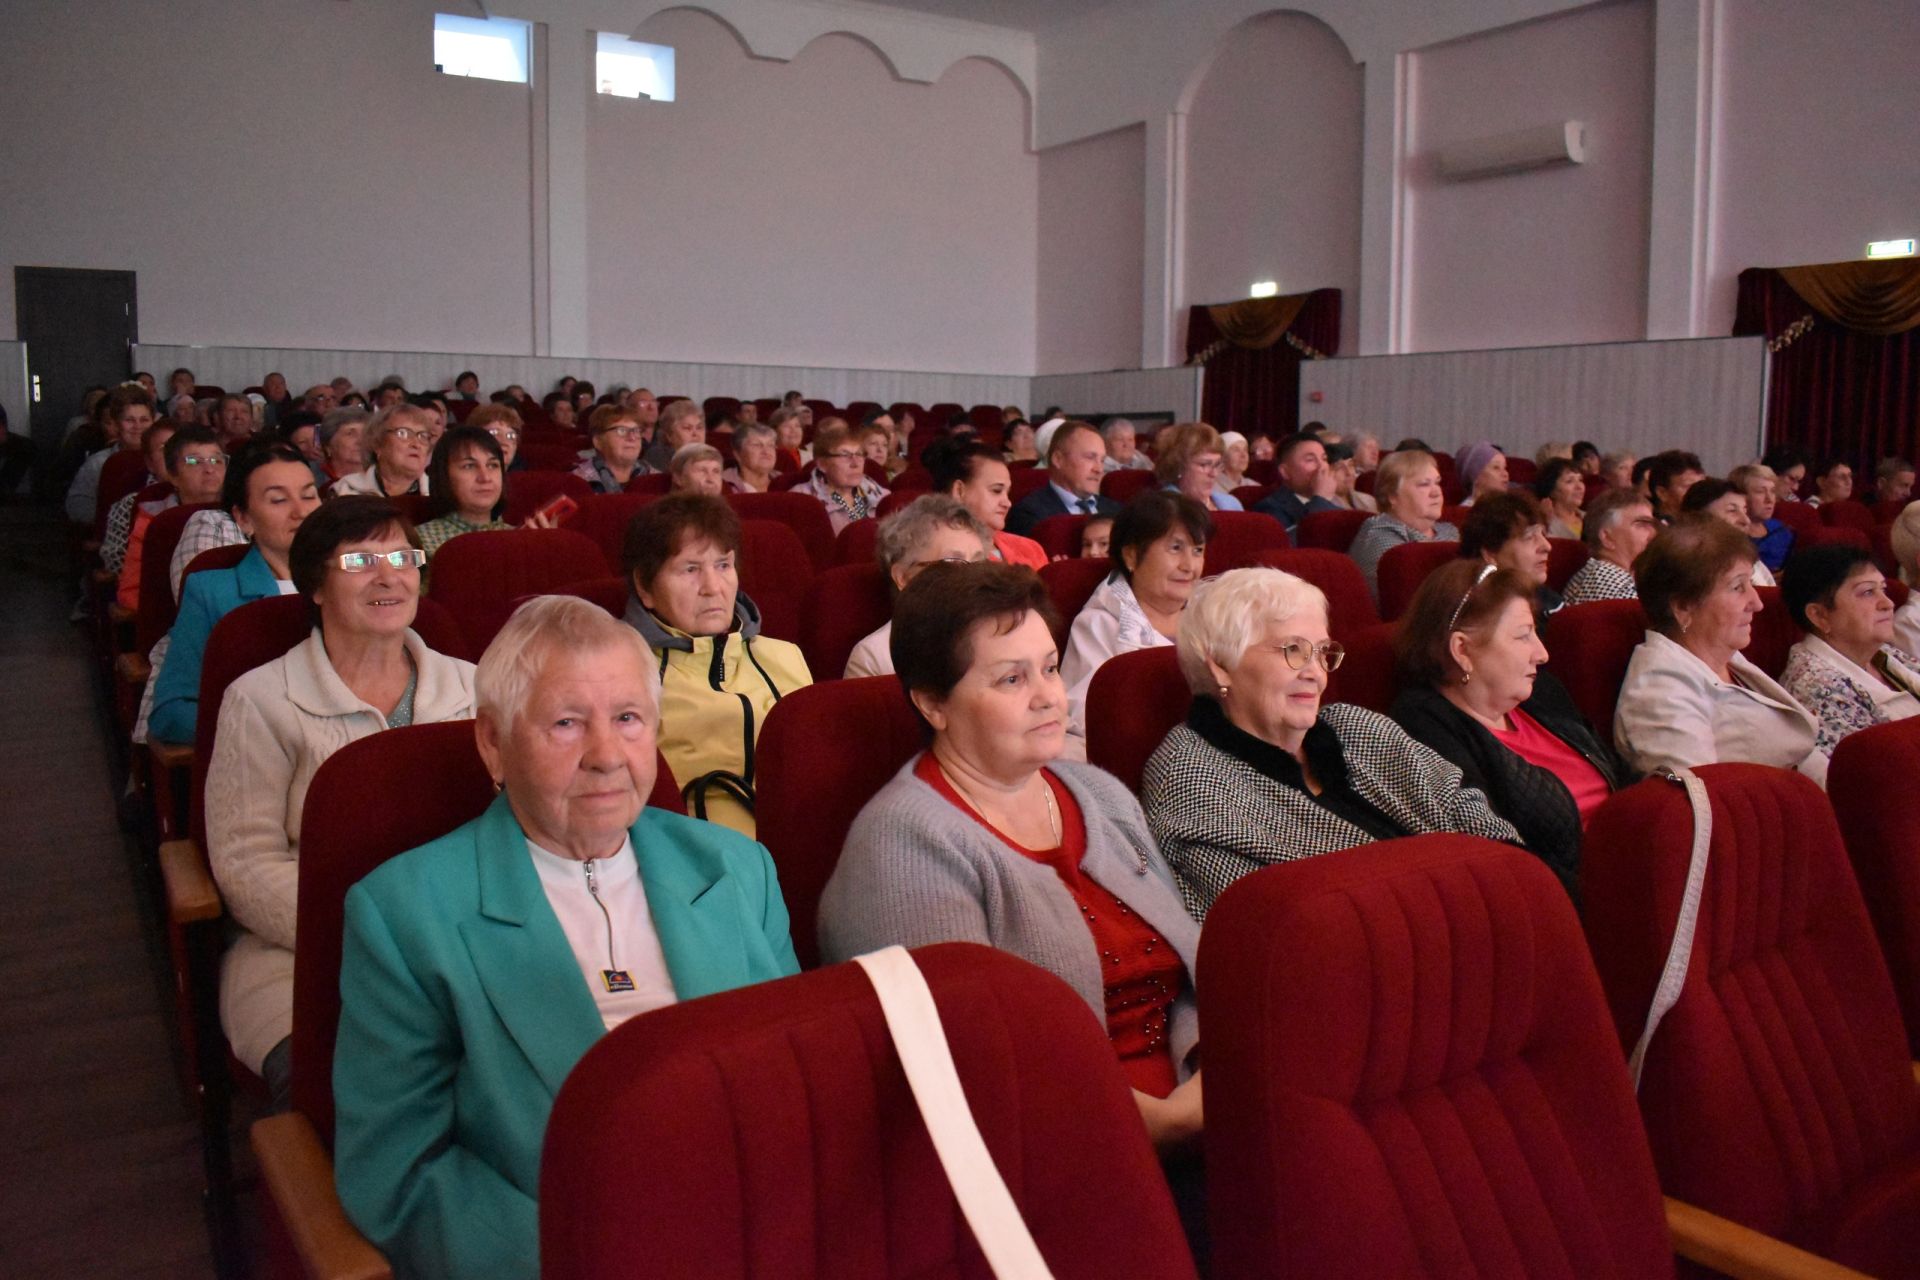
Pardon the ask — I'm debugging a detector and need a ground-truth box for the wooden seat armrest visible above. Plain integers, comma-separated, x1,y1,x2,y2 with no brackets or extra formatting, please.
252,1113,392,1280
1665,1197,1874,1280
115,653,151,686
1912,1060,1919,1089
149,739,194,771
159,839,222,924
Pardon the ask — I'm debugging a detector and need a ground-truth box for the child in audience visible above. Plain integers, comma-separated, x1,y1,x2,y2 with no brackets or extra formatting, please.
1080,515,1113,559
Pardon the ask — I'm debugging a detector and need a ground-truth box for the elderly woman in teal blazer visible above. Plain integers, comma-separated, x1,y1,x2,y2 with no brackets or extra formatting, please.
332,595,799,1280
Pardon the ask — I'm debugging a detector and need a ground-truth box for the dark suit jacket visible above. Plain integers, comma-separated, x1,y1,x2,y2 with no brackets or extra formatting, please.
1253,488,1341,532
1006,484,1120,536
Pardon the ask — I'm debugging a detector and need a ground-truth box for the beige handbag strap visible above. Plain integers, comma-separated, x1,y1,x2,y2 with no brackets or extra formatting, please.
1629,767,1713,1091
853,947,1056,1280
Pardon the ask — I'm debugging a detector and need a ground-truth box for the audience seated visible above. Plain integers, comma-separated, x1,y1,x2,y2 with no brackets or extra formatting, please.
316,407,369,485
1613,515,1825,784
1005,420,1120,535
1646,449,1705,522
844,496,992,678
924,436,1048,569
801,419,888,533
1390,561,1629,900
1062,492,1209,749
1728,461,1793,573
619,495,811,834
1251,431,1339,532
118,425,226,611
1454,440,1508,507
640,398,703,474
1347,449,1458,602
464,404,524,471
1100,417,1152,472
1457,490,1563,616
330,403,434,498
1153,422,1242,511
1780,543,1920,761
668,443,725,497
768,405,810,469
100,417,177,574
1562,487,1656,605
416,426,516,560
205,496,475,1108
574,404,648,494
1807,455,1854,508
1682,476,1778,586
333,596,798,1280
816,562,1203,1158
1323,440,1374,513
65,386,154,524
1892,500,1920,650
1532,456,1586,538
720,420,780,493
1140,567,1517,918
1217,430,1250,490
1876,455,1916,506
1080,514,1114,559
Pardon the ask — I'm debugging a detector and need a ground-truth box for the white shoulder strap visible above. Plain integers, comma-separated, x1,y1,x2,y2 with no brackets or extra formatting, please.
1628,767,1713,1091
853,946,1057,1280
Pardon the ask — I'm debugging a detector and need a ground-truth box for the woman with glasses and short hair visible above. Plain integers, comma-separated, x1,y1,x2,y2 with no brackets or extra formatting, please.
574,404,648,493
328,403,435,497
845,496,994,678
204,495,476,1110
805,419,890,532
1153,422,1243,511
1141,567,1519,919
465,403,524,470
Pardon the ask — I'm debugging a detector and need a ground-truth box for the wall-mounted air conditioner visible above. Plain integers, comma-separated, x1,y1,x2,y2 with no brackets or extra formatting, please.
1435,121,1586,182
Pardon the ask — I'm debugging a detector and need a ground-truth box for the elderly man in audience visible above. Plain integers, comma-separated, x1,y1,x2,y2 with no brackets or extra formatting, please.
626,385,662,436
1392,561,1630,901
1875,456,1915,506
259,371,293,428
819,562,1204,1159
804,420,889,533
641,398,704,473
722,421,781,493
1729,462,1793,574
330,403,434,498
1561,488,1657,605
1155,422,1243,511
1142,567,1518,919
669,443,726,496
1647,449,1705,522
1614,516,1825,785
1455,441,1510,507
1532,457,1586,539
1100,417,1153,472
117,424,227,611
334,595,798,1280
574,404,648,494
1006,420,1120,536
1682,478,1778,586
1458,491,1563,615
621,495,811,834
1062,491,1210,752
1779,543,1920,761
465,404,523,470
100,417,177,574
845,496,993,678
317,407,370,485
65,386,154,524
1253,431,1340,532
207,496,475,1110
1349,449,1459,603
925,438,1048,569
300,384,339,417
1807,457,1854,508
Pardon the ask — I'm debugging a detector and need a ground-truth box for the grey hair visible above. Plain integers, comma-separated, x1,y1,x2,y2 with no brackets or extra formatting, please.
768,405,804,431
670,443,723,475
874,494,992,577
1175,567,1328,696
318,406,370,446
1101,417,1136,442
734,420,776,446
475,595,660,735
658,398,703,435
366,400,431,446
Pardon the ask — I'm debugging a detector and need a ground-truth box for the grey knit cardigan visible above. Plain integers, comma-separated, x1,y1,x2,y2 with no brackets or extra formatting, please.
818,754,1201,1076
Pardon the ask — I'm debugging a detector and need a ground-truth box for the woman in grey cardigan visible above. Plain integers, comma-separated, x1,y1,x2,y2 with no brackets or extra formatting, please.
818,561,1203,1153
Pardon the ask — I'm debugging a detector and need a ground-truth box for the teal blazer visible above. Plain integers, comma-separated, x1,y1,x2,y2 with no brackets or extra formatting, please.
148,543,279,745
333,794,800,1280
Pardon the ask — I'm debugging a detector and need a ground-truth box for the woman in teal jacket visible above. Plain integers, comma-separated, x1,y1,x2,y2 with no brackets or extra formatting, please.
332,595,799,1280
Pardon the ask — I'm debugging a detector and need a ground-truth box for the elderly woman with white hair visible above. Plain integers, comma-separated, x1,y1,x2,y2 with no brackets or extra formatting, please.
329,402,434,497
668,442,726,496
333,594,799,1280
1140,567,1519,919
844,495,993,678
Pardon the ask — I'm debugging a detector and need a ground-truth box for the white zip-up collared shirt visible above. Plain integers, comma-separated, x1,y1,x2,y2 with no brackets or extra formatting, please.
527,835,677,1031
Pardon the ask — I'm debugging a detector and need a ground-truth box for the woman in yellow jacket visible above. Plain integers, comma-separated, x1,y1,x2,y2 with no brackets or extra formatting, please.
622,494,813,834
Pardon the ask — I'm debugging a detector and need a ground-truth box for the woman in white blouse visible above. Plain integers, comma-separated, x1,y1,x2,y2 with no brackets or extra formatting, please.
1614,515,1825,785
1779,543,1920,760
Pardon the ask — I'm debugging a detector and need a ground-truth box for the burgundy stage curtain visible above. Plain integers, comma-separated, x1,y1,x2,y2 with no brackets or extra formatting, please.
1185,288,1341,439
1734,264,1920,467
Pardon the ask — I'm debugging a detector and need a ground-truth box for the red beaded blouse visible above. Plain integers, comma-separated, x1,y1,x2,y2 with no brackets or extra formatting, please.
914,753,1186,1098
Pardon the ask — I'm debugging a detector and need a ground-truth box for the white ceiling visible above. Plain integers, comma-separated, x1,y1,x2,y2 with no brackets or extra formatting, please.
852,0,1125,33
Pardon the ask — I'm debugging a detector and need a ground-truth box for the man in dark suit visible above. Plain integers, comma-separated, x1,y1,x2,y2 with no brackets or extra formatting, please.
1254,430,1342,533
1006,420,1122,536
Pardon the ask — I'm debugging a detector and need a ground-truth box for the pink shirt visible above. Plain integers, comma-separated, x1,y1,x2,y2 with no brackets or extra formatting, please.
1490,708,1612,826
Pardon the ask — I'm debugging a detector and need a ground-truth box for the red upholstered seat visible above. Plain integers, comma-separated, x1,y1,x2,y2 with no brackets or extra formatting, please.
1547,537,1589,590
835,518,881,566
1326,619,1399,713
873,489,918,518
798,563,892,680
1011,466,1052,501
1099,468,1156,504
1820,498,1877,534
1873,499,1909,523
1199,835,1676,1280
1543,600,1646,743
1506,455,1539,485
1084,646,1189,793
625,471,671,495
1440,503,1471,529
1030,513,1089,561
968,403,1003,437
1775,501,1821,536
702,395,742,422
1038,557,1110,649
1293,508,1370,553
564,491,661,567
1252,548,1380,641
556,575,627,617
542,943,1197,1280
514,440,585,472
1583,764,1920,1276
1742,585,1797,678
754,676,924,968
1376,539,1460,621
1581,474,1612,506
1830,717,1920,1058
95,449,150,535
727,491,837,571
503,470,590,523
427,527,610,652
1230,483,1274,509
1202,510,1289,574
738,519,812,644
1800,523,1872,557
134,501,219,653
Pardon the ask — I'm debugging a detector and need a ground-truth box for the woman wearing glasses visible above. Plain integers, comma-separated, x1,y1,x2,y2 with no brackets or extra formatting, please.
1389,561,1629,902
328,403,435,497
1153,422,1244,511
204,495,475,1109
804,419,890,533
1141,567,1518,920
572,404,649,493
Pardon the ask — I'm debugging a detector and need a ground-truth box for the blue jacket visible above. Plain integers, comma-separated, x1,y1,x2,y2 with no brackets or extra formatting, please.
147,545,281,745
333,794,800,1280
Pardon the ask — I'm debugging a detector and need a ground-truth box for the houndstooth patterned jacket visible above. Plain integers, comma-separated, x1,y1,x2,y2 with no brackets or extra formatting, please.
1142,699,1521,919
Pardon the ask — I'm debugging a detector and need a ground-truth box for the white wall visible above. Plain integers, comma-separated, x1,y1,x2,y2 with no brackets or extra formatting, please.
1036,125,1145,375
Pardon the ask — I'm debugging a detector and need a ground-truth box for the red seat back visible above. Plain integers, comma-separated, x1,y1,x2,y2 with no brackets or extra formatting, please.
625,472,671,495
1775,501,1821,536
753,677,924,968
541,944,1198,1280
1293,508,1370,553
1084,647,1189,793
135,501,219,652
1546,537,1589,590
1202,510,1289,574
1099,469,1155,504
835,519,881,567
427,527,610,653
1741,585,1797,678
1820,498,1876,534
726,491,836,571
1011,467,1052,501
1230,483,1274,509
1376,539,1460,621
180,542,249,588
515,440,585,472
1038,558,1110,650
94,449,150,535
738,519,812,644
1800,523,1872,558
1543,600,1646,742
1505,455,1539,484
292,720,681,1147
1200,835,1675,1280
1829,717,1920,1057
798,564,892,680
503,470,590,523
1030,513,1089,561
564,491,662,568
1252,548,1380,640
556,575,628,617
1325,619,1398,713
1582,765,1920,1270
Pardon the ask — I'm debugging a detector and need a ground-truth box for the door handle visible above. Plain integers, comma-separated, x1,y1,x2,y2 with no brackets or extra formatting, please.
31,374,42,404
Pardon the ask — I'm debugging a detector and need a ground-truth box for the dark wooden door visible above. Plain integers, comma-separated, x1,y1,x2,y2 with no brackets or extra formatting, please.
15,266,138,466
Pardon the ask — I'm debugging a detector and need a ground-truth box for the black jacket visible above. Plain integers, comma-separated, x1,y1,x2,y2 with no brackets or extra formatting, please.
1004,483,1121,536
1388,672,1630,904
